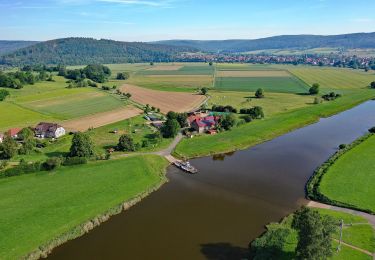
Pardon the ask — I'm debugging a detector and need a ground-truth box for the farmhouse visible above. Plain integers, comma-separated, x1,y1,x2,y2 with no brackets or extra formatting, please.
188,114,220,134
7,128,22,139
35,122,66,138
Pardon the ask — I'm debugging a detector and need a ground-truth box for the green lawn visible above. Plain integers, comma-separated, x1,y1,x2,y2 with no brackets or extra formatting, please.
208,91,313,116
319,135,375,213
289,67,375,91
214,76,309,93
0,155,168,259
174,90,375,158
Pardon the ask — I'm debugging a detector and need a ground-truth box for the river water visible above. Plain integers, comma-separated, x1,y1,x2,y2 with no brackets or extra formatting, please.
49,101,375,260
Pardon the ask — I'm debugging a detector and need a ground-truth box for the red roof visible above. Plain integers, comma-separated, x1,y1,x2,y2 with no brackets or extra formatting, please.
7,128,21,137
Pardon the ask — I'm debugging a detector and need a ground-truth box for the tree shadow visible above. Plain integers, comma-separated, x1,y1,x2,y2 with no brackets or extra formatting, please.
200,242,249,260
45,151,68,158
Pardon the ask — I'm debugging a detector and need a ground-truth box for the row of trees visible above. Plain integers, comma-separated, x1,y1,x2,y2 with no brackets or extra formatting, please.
0,70,51,89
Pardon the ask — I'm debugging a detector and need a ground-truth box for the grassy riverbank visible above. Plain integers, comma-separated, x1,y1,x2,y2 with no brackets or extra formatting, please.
174,90,375,158
0,155,168,259
318,134,375,213
251,208,375,259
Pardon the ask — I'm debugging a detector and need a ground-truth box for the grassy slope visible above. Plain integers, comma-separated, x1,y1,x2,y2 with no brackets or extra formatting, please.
208,91,314,116
0,155,168,259
319,135,375,212
174,90,375,158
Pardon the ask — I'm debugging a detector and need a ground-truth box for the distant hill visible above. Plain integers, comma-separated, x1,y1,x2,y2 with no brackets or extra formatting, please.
0,40,38,55
0,37,197,66
154,32,375,53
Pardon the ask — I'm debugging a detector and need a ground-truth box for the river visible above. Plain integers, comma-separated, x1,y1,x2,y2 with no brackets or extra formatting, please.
49,101,375,260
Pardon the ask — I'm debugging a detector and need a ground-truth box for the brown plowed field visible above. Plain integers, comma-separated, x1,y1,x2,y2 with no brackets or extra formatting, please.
120,84,207,113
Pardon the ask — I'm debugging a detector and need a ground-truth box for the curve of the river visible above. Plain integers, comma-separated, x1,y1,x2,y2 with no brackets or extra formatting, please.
49,101,375,260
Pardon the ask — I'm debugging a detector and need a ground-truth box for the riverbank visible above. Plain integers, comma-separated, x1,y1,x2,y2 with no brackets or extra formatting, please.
0,155,169,260
174,90,375,159
307,133,375,214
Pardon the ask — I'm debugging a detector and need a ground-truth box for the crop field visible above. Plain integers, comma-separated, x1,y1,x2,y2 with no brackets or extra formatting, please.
216,63,279,71
0,155,168,260
208,91,313,116
62,106,142,131
146,65,183,71
319,135,375,213
137,64,214,75
214,76,309,93
288,67,375,91
0,102,53,131
20,91,125,120
216,70,290,77
120,84,207,113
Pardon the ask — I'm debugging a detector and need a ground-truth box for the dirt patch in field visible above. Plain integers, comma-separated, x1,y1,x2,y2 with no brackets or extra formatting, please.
62,106,142,131
147,65,183,71
120,84,207,113
217,70,290,77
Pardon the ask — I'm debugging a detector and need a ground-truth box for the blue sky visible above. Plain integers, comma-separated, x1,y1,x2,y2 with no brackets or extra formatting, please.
0,0,374,41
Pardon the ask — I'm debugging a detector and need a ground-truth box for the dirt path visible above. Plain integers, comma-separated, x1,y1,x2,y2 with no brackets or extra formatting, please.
307,201,375,228
332,239,374,256
62,106,142,131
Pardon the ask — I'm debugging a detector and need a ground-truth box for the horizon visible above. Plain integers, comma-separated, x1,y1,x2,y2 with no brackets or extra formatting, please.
1,0,375,41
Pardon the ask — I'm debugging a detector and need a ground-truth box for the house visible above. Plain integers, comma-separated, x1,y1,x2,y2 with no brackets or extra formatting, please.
7,128,22,139
0,133,4,143
190,115,220,134
35,122,66,138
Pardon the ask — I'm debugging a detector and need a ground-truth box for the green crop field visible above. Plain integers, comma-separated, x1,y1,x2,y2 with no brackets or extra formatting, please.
319,135,375,213
214,76,309,93
216,63,280,71
137,64,214,75
0,155,168,260
289,67,375,91
208,91,314,116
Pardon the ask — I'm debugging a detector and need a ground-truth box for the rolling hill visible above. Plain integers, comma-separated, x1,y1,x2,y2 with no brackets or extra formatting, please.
0,40,38,55
0,37,197,66
154,32,375,53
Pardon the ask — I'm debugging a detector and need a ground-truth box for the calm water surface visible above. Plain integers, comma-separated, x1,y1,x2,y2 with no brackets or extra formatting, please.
49,101,375,260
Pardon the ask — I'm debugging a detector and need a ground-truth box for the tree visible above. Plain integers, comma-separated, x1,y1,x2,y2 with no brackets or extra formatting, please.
166,111,178,120
219,114,236,130
208,62,213,66
370,81,375,89
292,207,337,260
201,87,208,95
0,134,18,159
116,72,130,80
117,134,135,151
161,118,180,138
69,132,95,158
309,83,320,95
368,126,375,133
18,128,36,155
0,89,10,101
176,113,188,127
255,88,264,98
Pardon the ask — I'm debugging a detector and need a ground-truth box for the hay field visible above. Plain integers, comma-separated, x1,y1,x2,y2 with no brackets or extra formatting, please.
62,106,142,131
147,65,183,71
217,70,290,77
120,84,207,113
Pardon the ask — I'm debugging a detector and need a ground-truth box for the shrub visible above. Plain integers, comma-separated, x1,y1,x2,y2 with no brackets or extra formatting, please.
240,106,264,119
322,92,341,101
1,160,41,178
116,72,130,80
242,114,253,123
370,81,375,89
211,105,237,113
313,97,322,104
63,156,87,166
309,83,320,95
255,88,264,98
0,89,10,101
117,134,135,151
338,144,347,149
43,157,63,171
369,127,375,133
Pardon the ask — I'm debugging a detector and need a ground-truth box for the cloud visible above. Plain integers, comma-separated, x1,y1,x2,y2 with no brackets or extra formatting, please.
350,18,374,23
97,0,174,7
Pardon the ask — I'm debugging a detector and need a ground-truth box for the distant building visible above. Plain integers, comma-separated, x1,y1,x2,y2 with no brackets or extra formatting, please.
35,122,65,138
7,128,22,139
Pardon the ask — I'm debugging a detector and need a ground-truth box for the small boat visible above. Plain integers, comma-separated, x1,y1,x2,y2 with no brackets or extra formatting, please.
173,161,198,174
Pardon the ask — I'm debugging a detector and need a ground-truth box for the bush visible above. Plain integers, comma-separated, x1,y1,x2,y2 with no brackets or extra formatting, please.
242,114,253,123
63,156,87,166
116,72,130,80
369,127,375,133
255,88,264,98
370,81,375,89
211,105,237,113
239,106,264,119
117,134,135,151
309,83,320,95
0,89,10,101
43,157,63,171
1,160,41,178
322,92,341,101
313,97,322,104
338,144,347,149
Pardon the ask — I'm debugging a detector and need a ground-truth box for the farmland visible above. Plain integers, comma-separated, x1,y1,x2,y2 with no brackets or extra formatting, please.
319,134,375,213
0,155,168,260
120,83,207,113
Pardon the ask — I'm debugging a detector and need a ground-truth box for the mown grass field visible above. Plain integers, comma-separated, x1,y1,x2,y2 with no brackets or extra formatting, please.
254,208,374,260
289,67,375,91
208,91,314,116
138,64,214,75
174,90,375,158
0,155,168,260
214,76,309,93
319,135,375,213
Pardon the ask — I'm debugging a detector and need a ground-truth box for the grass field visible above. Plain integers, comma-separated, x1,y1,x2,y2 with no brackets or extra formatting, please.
0,155,168,260
289,67,375,91
253,208,374,259
174,90,375,158
214,76,309,93
138,64,214,75
319,135,375,213
208,91,314,116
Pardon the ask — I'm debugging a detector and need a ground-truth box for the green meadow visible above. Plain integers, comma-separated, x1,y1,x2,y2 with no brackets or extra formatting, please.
0,155,168,260
319,135,375,213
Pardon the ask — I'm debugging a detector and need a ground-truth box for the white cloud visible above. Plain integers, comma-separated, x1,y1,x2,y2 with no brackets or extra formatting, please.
97,0,174,7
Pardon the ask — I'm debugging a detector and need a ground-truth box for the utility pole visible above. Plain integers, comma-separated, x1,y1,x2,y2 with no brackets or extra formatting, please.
337,219,344,252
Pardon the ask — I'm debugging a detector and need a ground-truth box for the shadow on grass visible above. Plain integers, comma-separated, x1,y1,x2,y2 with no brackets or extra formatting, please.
200,242,249,260
45,151,68,158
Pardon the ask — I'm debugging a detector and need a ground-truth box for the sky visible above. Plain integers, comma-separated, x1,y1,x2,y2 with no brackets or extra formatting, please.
0,0,374,41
